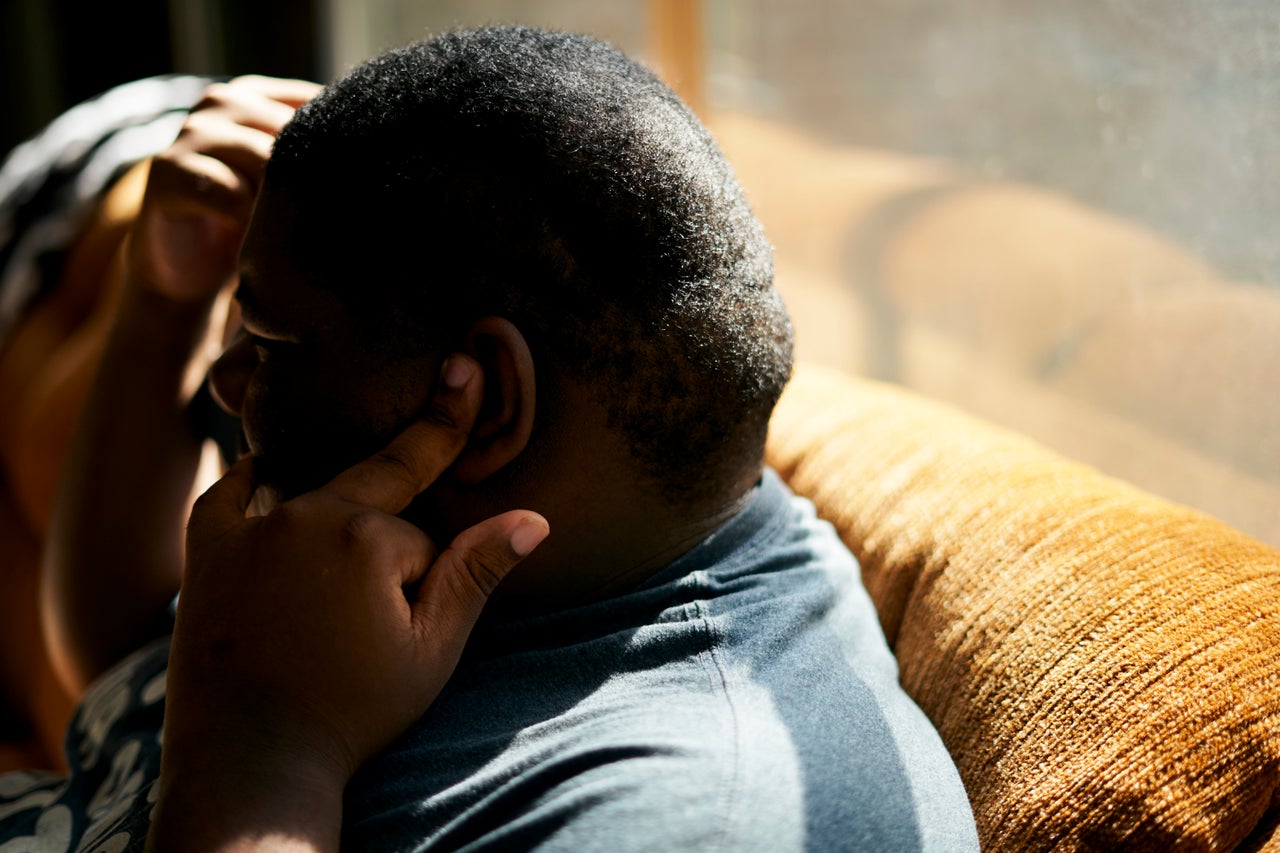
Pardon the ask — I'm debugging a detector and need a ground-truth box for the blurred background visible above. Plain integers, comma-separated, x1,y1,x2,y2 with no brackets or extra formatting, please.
3,0,1276,545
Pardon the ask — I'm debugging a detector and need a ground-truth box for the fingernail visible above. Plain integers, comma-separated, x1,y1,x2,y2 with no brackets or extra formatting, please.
442,355,474,389
510,516,549,558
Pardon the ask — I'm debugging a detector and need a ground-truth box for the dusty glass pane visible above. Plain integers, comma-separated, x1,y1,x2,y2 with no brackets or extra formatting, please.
322,0,645,79
705,0,1280,545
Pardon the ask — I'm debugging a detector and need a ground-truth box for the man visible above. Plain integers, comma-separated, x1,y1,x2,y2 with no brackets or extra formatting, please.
2,26,977,850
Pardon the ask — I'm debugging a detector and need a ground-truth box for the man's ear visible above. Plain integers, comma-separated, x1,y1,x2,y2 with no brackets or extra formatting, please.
450,316,536,485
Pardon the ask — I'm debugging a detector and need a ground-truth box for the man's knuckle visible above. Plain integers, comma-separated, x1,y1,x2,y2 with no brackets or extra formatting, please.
462,549,508,597
264,502,305,535
338,509,384,551
182,109,212,131
422,401,463,433
149,148,182,176
371,450,426,493
194,82,234,110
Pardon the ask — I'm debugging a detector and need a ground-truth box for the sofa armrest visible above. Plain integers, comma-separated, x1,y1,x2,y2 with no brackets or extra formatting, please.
767,363,1280,852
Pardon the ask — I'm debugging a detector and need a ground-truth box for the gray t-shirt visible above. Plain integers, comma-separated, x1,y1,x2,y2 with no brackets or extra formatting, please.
0,470,978,851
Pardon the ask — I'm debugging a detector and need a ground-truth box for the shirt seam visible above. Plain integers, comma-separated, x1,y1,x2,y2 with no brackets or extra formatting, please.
692,594,743,853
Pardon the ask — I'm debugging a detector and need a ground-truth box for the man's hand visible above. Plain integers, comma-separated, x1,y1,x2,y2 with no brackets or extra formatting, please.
130,75,322,304
41,77,323,697
148,355,549,852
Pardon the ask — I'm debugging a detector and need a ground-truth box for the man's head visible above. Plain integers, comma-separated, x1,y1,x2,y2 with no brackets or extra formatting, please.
215,26,792,533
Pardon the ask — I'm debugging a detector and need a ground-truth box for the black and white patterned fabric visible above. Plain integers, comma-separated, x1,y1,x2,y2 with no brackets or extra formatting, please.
0,639,170,852
0,75,216,347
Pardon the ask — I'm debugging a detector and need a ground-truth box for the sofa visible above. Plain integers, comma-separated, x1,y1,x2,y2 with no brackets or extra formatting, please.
767,363,1280,851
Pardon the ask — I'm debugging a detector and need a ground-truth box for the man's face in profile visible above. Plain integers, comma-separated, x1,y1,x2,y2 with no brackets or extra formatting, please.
210,184,441,506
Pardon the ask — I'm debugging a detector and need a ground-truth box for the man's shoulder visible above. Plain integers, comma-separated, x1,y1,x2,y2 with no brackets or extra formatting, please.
677,473,981,851
347,472,979,850
348,685,800,850
350,660,975,852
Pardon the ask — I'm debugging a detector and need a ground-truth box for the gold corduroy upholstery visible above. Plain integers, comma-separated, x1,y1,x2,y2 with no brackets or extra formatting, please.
765,364,1280,851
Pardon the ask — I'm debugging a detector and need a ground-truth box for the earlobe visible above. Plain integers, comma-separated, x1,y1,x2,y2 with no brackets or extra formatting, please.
450,316,536,485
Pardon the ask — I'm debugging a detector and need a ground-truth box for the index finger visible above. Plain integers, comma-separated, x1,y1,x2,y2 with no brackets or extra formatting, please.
322,355,483,514
187,455,256,554
226,75,325,108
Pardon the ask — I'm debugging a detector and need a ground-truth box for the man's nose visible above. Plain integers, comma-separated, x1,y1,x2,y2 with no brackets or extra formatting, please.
209,334,255,416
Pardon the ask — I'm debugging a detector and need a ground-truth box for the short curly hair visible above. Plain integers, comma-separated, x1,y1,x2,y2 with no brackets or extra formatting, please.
267,26,792,501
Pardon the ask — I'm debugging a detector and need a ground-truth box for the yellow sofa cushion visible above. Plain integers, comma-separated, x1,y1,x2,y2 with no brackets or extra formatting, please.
766,364,1280,852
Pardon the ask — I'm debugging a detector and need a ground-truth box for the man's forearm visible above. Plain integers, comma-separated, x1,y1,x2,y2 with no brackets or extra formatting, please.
42,272,222,693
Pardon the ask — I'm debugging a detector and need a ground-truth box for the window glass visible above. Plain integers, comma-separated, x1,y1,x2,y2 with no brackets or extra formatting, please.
704,0,1280,545
322,0,645,79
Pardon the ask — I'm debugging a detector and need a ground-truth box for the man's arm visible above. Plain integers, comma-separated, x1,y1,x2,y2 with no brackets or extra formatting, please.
147,356,548,852
40,76,322,694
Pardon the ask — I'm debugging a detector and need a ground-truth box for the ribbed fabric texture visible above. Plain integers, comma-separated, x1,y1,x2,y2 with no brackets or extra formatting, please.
766,364,1280,852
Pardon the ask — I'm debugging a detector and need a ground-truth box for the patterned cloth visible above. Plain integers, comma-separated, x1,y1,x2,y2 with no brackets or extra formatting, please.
0,639,167,852
0,75,211,853
0,75,215,348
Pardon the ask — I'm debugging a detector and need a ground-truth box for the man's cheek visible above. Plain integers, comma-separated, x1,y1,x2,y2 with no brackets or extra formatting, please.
256,401,394,498
244,384,334,493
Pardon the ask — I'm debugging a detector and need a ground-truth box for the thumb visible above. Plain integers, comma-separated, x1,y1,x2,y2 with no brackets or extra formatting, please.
412,511,549,642
187,455,257,551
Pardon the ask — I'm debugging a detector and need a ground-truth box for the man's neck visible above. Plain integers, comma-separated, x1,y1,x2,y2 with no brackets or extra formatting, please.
426,375,766,614
481,462,763,614
572,478,760,602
